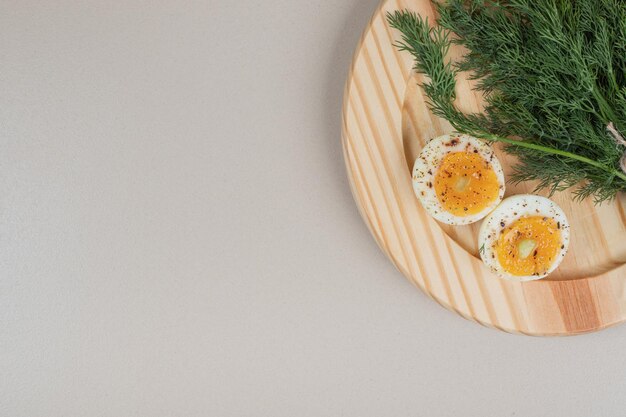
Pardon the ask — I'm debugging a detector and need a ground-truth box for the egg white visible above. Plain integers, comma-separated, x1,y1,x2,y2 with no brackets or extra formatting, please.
412,134,505,225
478,194,570,281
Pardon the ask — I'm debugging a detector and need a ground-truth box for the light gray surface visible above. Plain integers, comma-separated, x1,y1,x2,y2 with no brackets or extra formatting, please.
1,1,626,416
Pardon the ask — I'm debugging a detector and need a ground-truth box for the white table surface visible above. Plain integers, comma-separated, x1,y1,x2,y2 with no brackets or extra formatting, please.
2,1,626,416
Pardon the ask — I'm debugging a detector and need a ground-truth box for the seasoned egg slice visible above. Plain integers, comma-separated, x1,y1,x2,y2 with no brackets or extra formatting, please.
412,134,505,225
478,195,570,281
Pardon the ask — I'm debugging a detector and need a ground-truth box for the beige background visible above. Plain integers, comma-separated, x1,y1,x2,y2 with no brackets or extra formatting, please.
2,1,626,416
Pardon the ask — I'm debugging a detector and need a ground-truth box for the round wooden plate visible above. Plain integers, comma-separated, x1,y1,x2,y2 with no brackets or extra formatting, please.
342,0,626,335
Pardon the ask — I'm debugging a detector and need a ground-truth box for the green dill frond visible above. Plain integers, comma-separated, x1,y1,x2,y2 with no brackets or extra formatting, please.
387,1,626,203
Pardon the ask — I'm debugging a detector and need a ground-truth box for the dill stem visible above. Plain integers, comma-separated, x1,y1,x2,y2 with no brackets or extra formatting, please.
478,132,626,182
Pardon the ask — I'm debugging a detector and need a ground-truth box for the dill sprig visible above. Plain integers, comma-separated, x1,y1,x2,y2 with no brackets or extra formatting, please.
387,0,626,203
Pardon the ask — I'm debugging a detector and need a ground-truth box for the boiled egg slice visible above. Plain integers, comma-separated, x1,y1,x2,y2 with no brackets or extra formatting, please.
478,195,570,281
412,134,505,225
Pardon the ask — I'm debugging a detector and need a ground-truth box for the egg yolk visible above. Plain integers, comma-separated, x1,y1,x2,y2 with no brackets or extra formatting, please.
434,152,500,216
495,216,562,277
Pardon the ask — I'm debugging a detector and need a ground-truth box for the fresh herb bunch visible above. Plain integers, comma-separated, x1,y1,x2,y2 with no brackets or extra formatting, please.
387,0,626,202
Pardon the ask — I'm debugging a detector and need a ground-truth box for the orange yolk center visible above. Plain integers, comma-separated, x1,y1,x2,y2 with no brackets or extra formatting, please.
495,216,562,277
434,152,500,216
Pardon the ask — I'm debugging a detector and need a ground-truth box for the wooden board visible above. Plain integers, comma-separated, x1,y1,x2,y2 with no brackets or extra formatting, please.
342,0,626,335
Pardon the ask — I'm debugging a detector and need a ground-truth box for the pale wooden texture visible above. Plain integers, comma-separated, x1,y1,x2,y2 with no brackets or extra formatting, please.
342,0,626,335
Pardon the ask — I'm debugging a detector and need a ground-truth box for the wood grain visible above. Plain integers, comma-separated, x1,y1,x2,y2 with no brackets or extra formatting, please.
342,0,626,335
